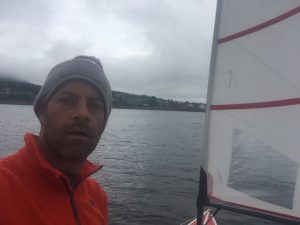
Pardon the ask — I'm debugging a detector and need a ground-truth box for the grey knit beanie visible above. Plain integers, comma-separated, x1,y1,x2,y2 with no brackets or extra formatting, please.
34,55,112,125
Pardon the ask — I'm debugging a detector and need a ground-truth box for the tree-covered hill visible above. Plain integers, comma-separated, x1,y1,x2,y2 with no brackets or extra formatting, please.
0,77,40,104
112,91,205,112
0,77,205,112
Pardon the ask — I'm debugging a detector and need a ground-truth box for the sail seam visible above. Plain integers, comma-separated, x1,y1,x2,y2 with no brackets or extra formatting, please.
210,97,300,110
218,5,300,44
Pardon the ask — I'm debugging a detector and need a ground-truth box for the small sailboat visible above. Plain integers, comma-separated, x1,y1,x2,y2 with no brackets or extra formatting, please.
190,0,300,224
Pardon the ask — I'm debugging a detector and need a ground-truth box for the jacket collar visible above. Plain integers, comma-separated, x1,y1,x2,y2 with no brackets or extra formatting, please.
23,132,102,189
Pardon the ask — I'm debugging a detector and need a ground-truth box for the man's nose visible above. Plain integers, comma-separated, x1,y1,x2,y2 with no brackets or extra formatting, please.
73,101,90,121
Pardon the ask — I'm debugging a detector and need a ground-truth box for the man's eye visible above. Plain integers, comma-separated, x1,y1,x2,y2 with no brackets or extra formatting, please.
58,96,75,105
90,101,104,110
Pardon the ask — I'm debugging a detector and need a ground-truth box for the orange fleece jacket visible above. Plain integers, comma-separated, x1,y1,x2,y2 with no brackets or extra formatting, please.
0,133,108,225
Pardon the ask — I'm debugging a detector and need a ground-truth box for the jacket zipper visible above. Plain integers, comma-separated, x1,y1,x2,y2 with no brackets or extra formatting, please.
68,190,82,225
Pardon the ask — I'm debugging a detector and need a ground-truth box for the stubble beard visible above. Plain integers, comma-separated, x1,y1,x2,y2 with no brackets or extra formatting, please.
40,125,97,164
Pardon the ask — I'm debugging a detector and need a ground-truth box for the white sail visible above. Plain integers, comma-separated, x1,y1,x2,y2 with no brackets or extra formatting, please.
203,0,300,221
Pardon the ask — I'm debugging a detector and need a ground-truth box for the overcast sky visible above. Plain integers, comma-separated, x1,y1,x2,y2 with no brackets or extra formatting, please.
0,0,217,103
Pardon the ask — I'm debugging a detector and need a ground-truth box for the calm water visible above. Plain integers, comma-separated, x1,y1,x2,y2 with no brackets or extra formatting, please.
0,105,285,225
0,105,202,225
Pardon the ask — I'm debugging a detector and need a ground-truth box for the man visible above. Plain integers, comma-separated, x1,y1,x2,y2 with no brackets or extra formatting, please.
0,56,112,225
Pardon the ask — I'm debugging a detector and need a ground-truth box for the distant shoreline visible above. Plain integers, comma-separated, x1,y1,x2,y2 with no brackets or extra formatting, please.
0,101,33,105
112,105,203,112
0,102,204,112
0,78,206,112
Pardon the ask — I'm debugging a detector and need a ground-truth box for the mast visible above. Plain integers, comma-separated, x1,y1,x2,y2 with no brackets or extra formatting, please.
196,0,222,224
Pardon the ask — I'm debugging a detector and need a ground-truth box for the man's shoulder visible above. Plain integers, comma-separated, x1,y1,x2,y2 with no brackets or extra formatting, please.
0,158,25,197
0,153,17,172
0,163,15,178
0,147,26,171
0,146,33,190
0,150,24,179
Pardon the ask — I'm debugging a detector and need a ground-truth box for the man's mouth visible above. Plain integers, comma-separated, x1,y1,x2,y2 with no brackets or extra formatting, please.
68,130,90,138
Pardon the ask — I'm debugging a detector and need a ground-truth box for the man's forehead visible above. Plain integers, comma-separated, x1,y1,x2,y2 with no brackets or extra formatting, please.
54,79,102,98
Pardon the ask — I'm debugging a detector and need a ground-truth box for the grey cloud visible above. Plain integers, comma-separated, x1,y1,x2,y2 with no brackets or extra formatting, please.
44,40,90,62
0,0,217,102
0,0,53,24
99,0,215,101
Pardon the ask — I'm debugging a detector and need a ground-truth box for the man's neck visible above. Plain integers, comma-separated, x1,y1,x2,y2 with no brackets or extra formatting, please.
38,138,85,185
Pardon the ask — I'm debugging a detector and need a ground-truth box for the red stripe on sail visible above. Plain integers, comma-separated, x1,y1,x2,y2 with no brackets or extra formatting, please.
218,6,300,44
209,195,300,221
210,98,300,110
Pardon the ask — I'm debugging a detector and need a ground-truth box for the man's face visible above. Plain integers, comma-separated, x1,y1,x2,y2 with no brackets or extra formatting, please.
39,80,105,162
